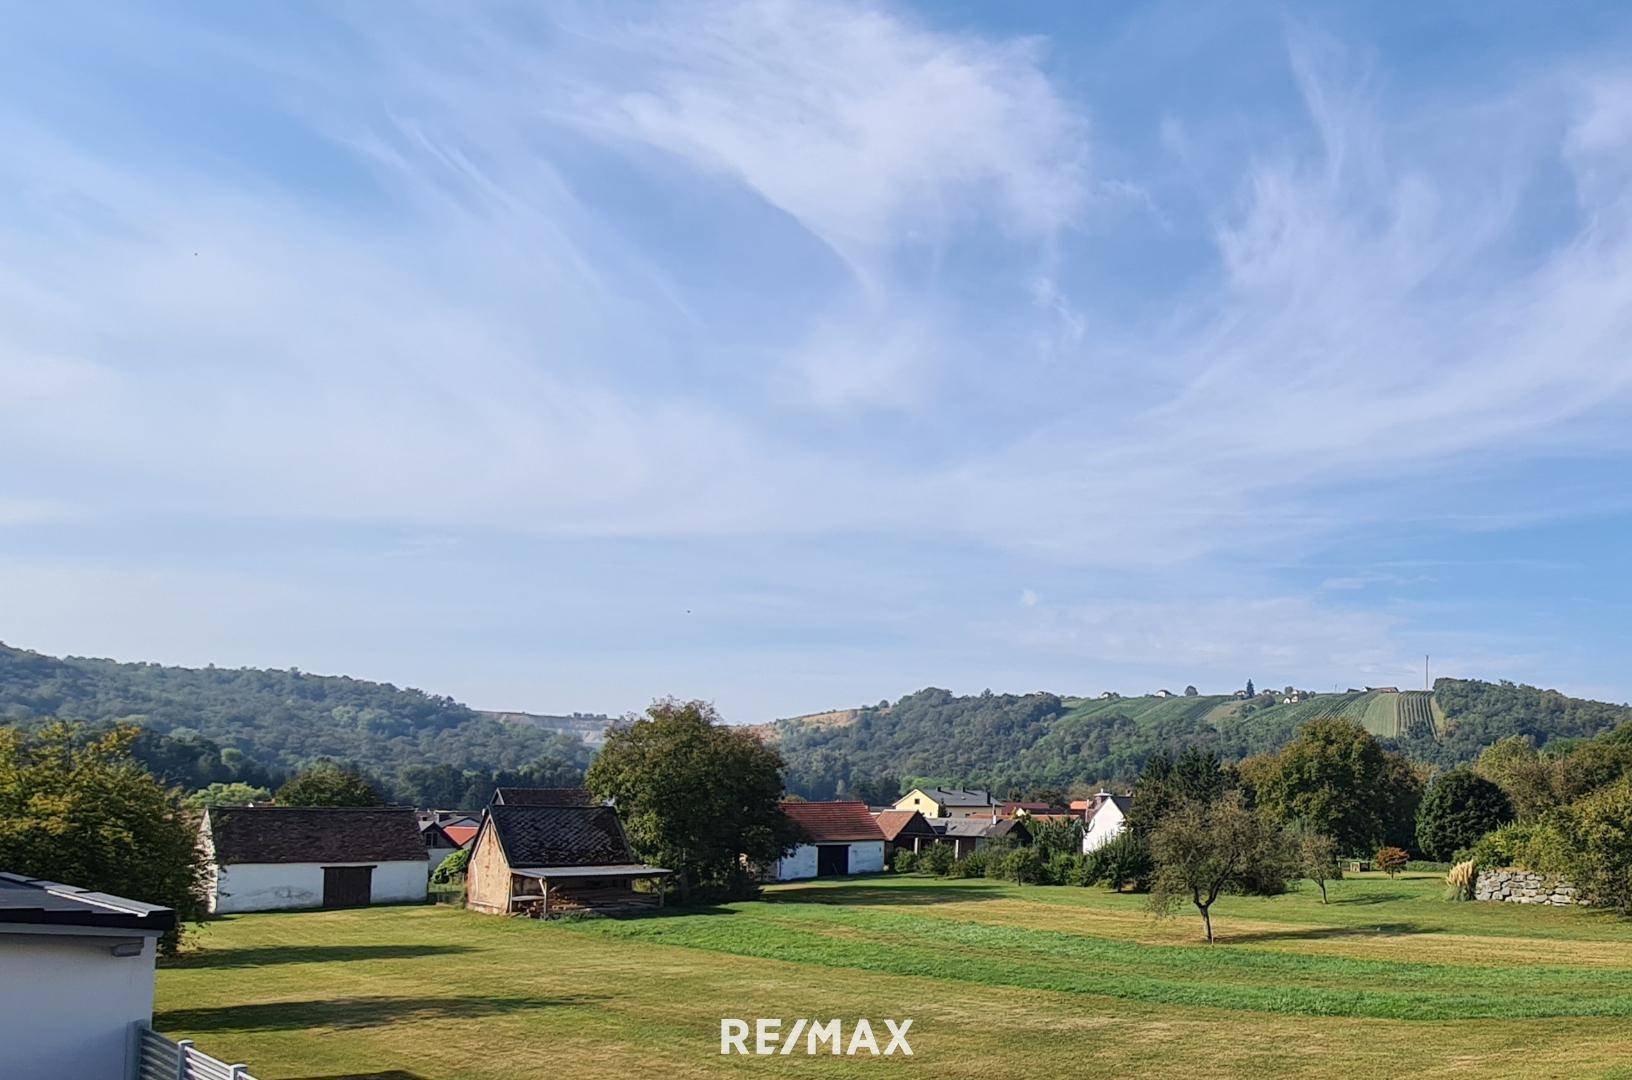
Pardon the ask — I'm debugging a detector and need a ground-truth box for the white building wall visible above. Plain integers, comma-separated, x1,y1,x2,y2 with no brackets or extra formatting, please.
774,842,884,880
846,841,885,874
0,928,157,1080
775,845,819,881
1082,804,1127,853
212,860,428,913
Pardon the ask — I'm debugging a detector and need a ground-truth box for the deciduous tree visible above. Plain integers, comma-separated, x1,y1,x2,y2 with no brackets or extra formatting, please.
585,699,803,903
1415,769,1514,861
1148,792,1295,943
276,761,385,806
0,723,204,953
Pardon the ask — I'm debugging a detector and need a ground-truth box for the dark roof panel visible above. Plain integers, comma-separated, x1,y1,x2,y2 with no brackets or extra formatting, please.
487,805,634,868
492,787,598,807
0,873,176,933
207,806,428,865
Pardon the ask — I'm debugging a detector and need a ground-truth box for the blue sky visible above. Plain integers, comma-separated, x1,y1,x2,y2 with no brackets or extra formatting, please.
3,2,1631,719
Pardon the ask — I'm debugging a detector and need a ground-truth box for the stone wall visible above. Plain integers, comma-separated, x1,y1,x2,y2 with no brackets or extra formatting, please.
1473,867,1581,906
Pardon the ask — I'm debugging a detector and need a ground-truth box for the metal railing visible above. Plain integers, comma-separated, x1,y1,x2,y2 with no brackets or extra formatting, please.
133,1024,256,1080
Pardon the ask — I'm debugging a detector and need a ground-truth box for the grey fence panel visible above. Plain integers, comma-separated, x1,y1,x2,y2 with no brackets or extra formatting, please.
134,1024,255,1080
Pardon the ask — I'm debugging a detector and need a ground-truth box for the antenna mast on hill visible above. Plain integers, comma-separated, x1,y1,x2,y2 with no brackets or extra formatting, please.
1425,655,1430,691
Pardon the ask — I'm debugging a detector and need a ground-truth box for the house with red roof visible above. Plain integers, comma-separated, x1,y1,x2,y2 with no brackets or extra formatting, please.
769,801,887,881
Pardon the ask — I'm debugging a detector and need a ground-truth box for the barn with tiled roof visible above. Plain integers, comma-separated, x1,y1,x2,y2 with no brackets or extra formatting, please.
767,801,887,881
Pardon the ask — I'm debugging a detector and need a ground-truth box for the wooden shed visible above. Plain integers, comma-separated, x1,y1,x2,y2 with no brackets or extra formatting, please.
872,809,939,863
465,804,669,917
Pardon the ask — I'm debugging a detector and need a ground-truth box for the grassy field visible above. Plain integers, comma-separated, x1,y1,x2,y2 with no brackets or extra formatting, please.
156,872,1632,1079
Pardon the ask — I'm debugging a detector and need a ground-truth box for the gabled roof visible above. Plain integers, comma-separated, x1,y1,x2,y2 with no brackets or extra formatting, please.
1091,794,1133,817
443,824,478,848
872,809,938,841
484,805,634,868
921,787,993,807
0,872,176,934
999,801,1055,816
939,818,1030,840
206,806,428,865
782,801,885,843
492,787,599,807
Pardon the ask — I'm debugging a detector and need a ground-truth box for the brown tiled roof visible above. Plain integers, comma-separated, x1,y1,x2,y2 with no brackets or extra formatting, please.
443,824,478,847
782,801,885,843
872,810,938,841
207,806,428,865
492,787,598,807
486,805,634,868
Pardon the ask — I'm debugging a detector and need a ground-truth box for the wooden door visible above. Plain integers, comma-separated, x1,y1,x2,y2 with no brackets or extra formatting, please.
816,845,849,877
322,865,374,907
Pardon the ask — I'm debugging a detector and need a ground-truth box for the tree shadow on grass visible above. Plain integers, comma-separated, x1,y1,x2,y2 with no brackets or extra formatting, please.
283,1074,429,1080
1223,921,1427,944
766,883,1005,908
156,994,606,1034
166,944,480,969
1332,891,1418,906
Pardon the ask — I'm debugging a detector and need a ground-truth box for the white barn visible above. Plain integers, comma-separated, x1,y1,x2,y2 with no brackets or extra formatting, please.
769,802,886,880
201,806,429,913
1082,793,1132,853
0,872,174,1080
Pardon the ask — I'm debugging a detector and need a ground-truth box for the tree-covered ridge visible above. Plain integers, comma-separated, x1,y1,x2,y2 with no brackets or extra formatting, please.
769,679,1632,800
0,641,584,784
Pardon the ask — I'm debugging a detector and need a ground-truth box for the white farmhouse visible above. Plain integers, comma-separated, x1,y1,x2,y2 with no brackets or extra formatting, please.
1081,793,1133,853
201,805,429,913
769,801,887,880
0,872,174,1080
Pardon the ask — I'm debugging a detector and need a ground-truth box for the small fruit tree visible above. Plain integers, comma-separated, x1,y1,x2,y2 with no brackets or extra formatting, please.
1375,845,1409,877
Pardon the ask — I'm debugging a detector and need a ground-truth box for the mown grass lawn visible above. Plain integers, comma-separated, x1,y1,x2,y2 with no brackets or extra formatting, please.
157,872,1632,1079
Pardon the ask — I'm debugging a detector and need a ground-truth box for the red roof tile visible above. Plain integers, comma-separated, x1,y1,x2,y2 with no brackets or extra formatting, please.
443,825,478,847
781,801,886,843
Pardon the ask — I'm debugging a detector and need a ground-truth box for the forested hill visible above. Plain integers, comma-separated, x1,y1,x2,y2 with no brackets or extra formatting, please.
0,642,587,787
767,680,1632,800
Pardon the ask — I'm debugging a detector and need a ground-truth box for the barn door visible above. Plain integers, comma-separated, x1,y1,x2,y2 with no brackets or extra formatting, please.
816,845,849,877
322,865,374,907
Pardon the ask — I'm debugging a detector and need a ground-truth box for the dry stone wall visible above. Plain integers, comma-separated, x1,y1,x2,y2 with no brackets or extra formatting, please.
1474,867,1581,906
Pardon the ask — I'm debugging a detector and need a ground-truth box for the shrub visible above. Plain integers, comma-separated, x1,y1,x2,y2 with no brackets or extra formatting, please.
1374,846,1409,877
1002,847,1044,885
1562,774,1632,913
892,849,918,874
1097,829,1153,891
1416,770,1515,861
430,847,470,884
918,842,955,877
1046,850,1089,886
1466,818,1572,875
952,848,990,879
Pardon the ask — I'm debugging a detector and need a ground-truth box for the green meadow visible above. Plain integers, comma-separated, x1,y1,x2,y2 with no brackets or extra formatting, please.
157,872,1632,1079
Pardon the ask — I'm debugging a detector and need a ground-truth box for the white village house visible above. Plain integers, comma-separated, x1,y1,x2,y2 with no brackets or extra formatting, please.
1082,792,1132,853
0,872,175,1080
768,801,886,880
200,805,429,913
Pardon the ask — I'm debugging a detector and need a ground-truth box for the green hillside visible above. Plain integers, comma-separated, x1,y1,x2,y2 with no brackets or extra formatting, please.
0,642,590,791
770,680,1632,800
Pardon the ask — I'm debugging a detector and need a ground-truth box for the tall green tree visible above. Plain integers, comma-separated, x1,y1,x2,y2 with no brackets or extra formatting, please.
276,761,385,806
585,699,803,902
1415,770,1515,861
181,781,271,809
0,723,204,953
1253,718,1420,854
